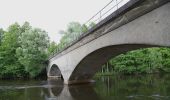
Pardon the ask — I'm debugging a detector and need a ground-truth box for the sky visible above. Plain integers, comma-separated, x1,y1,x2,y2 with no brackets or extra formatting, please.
0,0,128,43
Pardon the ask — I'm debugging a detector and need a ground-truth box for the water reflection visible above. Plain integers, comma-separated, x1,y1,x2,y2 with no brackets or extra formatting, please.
69,85,100,100
43,79,65,100
0,79,100,100
45,79,100,100
0,74,170,100
94,74,170,100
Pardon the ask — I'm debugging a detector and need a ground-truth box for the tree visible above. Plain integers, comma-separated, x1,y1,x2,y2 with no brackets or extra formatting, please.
67,22,82,34
0,28,4,45
0,23,26,78
48,41,58,55
81,24,88,33
88,22,96,29
20,21,31,32
55,21,95,54
16,28,49,77
0,22,50,79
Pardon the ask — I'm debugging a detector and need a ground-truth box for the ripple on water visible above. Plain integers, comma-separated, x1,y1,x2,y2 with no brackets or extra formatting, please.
0,84,56,90
127,94,170,99
149,94,170,99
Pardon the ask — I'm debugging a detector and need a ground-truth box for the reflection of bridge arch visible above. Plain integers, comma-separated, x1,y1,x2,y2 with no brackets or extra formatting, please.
47,0,170,84
43,79,64,100
44,79,73,100
45,82,100,100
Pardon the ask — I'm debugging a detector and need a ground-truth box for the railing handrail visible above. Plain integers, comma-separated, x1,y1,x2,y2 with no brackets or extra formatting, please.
92,0,124,24
84,0,115,25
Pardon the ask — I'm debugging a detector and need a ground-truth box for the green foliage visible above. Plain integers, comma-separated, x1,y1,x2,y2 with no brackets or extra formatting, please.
16,28,49,78
88,22,96,29
81,24,88,33
0,22,49,79
99,47,170,75
0,28,4,45
0,23,25,79
67,22,82,34
59,22,83,44
54,21,96,54
48,41,58,55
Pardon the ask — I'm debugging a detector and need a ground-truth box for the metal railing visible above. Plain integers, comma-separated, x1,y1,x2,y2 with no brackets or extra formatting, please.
50,0,129,58
85,0,126,26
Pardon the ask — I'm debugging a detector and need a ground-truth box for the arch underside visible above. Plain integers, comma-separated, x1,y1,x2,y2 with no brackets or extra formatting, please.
49,64,63,78
68,44,167,83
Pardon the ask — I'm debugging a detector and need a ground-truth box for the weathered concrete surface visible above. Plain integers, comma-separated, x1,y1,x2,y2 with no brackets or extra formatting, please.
47,0,170,84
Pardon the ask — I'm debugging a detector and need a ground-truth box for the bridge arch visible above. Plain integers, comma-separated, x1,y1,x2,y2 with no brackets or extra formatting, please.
48,64,63,79
68,44,163,83
47,1,170,84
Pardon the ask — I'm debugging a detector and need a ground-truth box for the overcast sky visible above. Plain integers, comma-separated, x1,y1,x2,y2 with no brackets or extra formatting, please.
0,0,128,43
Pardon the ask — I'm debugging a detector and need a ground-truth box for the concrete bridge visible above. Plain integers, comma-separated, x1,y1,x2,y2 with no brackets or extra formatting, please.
47,0,170,84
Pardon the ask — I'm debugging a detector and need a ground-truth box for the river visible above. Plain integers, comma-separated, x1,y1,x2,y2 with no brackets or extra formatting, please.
0,74,170,100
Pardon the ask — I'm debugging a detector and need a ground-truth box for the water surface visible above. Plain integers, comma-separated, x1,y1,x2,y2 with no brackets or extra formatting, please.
0,74,170,100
